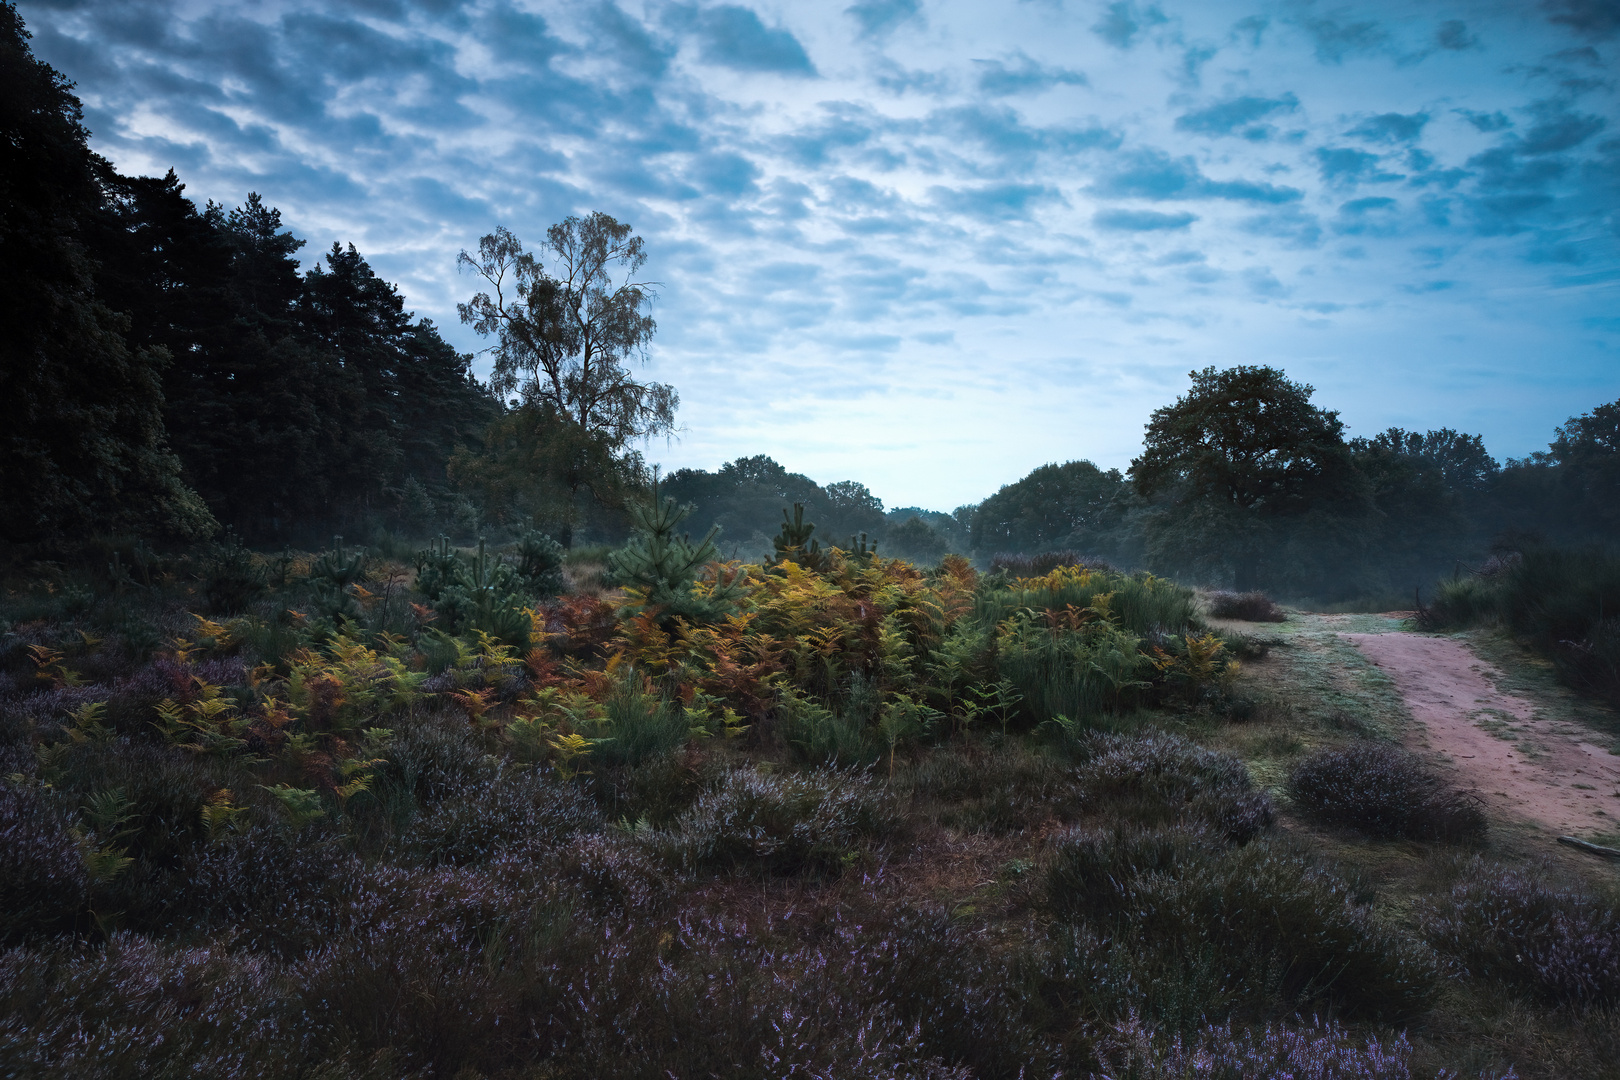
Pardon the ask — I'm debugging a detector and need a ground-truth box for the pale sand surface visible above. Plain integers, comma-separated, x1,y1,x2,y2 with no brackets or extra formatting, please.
1344,631,1620,837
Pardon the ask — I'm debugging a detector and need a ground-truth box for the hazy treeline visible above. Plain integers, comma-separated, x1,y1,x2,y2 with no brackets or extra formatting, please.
663,385,1617,604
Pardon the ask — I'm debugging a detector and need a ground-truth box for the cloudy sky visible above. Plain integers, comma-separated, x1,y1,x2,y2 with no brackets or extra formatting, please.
20,0,1620,511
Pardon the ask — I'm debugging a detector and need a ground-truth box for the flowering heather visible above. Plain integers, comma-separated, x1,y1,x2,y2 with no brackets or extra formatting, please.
1289,743,1486,842
1423,860,1620,1009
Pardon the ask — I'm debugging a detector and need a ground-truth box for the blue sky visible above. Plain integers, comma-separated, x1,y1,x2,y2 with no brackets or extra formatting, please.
20,0,1620,511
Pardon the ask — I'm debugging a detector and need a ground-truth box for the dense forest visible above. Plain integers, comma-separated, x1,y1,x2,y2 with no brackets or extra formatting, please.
7,6,1620,1077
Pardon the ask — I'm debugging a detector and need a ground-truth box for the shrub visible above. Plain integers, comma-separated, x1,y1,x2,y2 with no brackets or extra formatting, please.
406,769,600,867
976,564,1202,639
1097,1017,1432,1080
1045,825,1439,1023
514,528,566,597
1206,590,1287,622
199,532,267,614
1427,547,1620,707
0,784,89,942
655,765,895,876
1423,860,1620,1009
384,711,502,808
994,614,1150,725
1073,730,1274,842
1288,743,1486,842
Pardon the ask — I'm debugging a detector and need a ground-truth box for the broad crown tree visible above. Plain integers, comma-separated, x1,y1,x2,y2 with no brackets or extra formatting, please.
1130,365,1369,591
458,214,677,448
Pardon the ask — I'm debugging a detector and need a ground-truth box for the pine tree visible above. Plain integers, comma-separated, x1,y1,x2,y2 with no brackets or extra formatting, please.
608,484,739,627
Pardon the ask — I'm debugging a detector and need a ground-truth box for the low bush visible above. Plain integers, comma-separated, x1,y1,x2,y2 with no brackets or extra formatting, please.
1073,730,1275,842
1288,743,1486,843
1207,590,1287,622
1097,1017,1436,1080
1423,860,1620,1009
778,689,878,766
0,783,89,943
654,765,895,876
590,667,691,768
1045,825,1439,1023
405,768,600,866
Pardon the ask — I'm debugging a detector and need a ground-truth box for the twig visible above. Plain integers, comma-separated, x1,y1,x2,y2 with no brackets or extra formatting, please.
1557,835,1620,859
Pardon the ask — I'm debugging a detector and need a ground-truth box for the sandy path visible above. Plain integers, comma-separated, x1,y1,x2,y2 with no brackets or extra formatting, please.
1343,632,1620,837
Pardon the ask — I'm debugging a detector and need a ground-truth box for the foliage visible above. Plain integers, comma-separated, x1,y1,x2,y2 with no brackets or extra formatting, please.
0,781,90,942
1130,366,1371,593
1097,1017,1431,1080
972,460,1138,563
1427,545,1620,707
1206,590,1287,622
653,765,894,876
1045,825,1440,1024
1423,859,1620,1009
0,10,215,546
1288,743,1487,843
608,487,740,628
770,502,827,571
200,531,268,614
1071,730,1275,842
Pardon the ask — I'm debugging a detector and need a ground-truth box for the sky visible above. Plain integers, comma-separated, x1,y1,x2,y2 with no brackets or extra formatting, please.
18,0,1620,512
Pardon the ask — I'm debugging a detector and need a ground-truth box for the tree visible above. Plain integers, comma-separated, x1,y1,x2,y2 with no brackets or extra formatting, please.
0,3,213,545
970,460,1135,561
458,216,676,443
457,215,676,542
1130,366,1369,593
1349,428,1494,584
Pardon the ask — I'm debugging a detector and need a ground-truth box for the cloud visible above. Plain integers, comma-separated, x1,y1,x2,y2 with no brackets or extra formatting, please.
925,104,1119,169
1544,0,1620,40
1239,207,1324,248
846,0,922,39
1301,15,1389,63
1347,112,1428,143
682,5,816,74
1090,148,1303,203
1243,266,1287,296
1314,147,1401,186
686,151,760,196
1435,19,1479,50
930,183,1065,220
1093,208,1197,231
1174,93,1299,139
1517,101,1606,154
1457,109,1512,132
974,51,1088,96
1091,2,1167,49
1334,195,1400,235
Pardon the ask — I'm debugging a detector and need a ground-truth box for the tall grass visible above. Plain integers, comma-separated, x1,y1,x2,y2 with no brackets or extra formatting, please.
994,614,1150,725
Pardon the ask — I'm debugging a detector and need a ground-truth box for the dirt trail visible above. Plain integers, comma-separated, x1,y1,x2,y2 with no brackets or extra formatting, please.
1342,630,1620,837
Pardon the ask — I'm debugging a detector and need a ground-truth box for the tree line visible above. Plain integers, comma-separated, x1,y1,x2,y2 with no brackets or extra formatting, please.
961,367,1617,599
